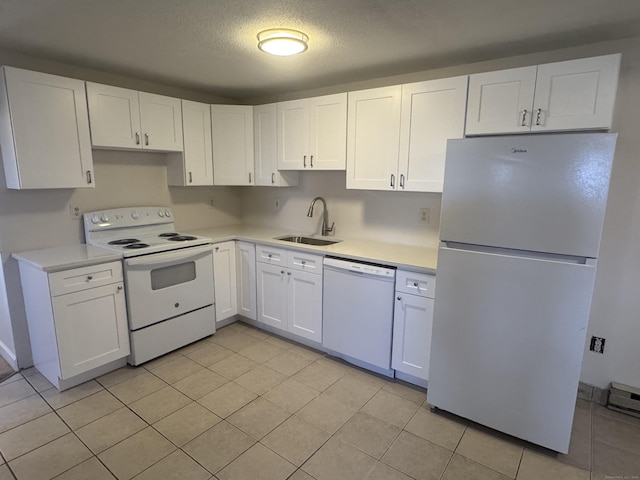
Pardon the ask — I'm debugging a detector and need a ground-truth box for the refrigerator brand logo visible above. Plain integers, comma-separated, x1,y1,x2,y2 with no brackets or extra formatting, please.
511,148,528,153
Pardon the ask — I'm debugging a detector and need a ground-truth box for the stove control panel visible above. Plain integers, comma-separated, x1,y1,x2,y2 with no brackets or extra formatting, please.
84,206,175,232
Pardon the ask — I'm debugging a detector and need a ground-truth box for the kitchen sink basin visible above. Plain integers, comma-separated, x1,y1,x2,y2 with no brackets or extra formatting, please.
276,235,341,246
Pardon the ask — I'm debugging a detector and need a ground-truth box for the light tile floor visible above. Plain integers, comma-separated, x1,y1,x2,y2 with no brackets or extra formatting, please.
0,322,639,480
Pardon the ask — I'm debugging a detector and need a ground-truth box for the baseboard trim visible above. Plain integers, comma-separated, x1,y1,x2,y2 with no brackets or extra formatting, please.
0,340,18,371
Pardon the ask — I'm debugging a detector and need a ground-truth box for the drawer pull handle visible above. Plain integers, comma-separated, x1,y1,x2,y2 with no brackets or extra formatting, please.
117,285,123,291
280,270,285,274
287,272,291,276
268,254,272,258
413,282,419,287
174,302,180,308
215,247,219,252
87,276,93,281
301,260,306,265
397,296,402,301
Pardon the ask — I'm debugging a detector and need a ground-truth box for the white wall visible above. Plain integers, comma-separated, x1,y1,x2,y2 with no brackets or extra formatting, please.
243,36,640,390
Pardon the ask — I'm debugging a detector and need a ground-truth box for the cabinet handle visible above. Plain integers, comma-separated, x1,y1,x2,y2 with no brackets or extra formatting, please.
413,282,419,287
215,246,219,252
271,173,275,184
535,108,543,126
268,254,272,258
189,172,193,183
287,271,291,276
310,155,314,168
280,270,285,274
86,170,93,184
135,132,140,145
117,285,123,291
390,174,395,188
144,133,149,146
520,109,528,127
86,276,93,281
397,296,402,301
303,155,307,168
249,172,252,183
301,260,306,265
400,174,405,189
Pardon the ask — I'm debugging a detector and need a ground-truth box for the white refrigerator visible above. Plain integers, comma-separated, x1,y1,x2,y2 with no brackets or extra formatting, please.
427,133,617,453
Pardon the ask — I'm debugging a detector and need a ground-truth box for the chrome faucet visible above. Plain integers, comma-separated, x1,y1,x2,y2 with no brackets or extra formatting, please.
307,197,335,236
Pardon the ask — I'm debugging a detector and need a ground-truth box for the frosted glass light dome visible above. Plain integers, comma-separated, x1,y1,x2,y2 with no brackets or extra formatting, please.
257,29,309,56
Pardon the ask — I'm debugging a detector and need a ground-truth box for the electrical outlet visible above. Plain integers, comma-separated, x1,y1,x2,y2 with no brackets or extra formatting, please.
590,336,606,354
69,204,81,220
274,198,281,210
420,208,430,224
207,198,215,208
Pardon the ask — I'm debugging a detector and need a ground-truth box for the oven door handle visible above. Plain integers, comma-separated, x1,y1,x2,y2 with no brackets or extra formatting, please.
125,245,212,270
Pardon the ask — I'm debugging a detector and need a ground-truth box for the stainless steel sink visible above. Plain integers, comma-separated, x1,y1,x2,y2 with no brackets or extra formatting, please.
276,235,341,246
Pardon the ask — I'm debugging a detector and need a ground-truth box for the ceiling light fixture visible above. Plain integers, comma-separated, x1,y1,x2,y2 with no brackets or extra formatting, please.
257,28,309,56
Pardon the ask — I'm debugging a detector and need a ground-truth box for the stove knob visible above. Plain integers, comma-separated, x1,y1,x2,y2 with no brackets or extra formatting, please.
100,214,109,222
164,210,171,217
91,215,100,224
158,210,165,217
131,211,139,220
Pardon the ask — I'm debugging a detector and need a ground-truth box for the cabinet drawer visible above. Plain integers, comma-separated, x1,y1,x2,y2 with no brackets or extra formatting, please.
396,270,435,298
288,251,323,273
256,245,288,265
49,261,123,296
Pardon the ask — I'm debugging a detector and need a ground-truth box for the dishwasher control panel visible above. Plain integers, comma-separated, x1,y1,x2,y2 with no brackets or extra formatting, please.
323,257,396,278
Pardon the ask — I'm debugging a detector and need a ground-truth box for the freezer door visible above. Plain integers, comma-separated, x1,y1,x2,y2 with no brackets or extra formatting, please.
427,245,596,453
440,133,616,257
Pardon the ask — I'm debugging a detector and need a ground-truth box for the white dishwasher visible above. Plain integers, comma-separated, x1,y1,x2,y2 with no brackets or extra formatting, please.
322,257,396,376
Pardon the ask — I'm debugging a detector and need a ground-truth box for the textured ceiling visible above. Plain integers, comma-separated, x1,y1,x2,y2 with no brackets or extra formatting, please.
1,0,639,100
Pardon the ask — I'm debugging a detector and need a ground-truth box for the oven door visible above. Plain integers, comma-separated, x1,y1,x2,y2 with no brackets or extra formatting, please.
124,245,214,330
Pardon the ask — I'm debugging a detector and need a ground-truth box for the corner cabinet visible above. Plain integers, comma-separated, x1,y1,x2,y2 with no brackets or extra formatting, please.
0,67,94,189
256,245,323,343
253,104,298,187
277,93,347,171
16,259,129,391
392,270,436,388
167,100,213,186
211,105,254,185
466,53,621,135
347,77,467,192
212,241,238,325
86,82,183,151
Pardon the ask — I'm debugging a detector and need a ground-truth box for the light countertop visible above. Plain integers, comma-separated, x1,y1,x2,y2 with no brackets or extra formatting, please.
12,245,122,273
191,225,438,274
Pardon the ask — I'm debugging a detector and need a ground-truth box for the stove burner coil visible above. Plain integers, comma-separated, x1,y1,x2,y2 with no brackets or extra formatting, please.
167,235,197,242
108,238,141,245
123,243,150,249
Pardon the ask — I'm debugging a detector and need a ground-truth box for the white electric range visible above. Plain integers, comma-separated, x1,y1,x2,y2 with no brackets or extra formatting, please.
84,206,216,365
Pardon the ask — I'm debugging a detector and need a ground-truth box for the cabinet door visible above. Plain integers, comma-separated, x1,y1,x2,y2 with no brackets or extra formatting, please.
392,293,434,382
1,67,94,189
256,262,287,331
236,241,257,321
52,282,129,379
346,86,402,190
398,77,468,192
213,242,238,323
277,99,309,170
532,54,621,132
254,104,298,187
465,66,537,135
308,93,347,170
212,105,254,185
169,100,213,185
288,270,322,343
139,92,183,152
86,82,142,149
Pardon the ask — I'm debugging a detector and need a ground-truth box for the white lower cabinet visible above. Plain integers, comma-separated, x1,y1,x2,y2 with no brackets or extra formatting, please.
236,241,257,320
17,260,129,390
392,270,436,388
256,245,323,343
212,241,238,325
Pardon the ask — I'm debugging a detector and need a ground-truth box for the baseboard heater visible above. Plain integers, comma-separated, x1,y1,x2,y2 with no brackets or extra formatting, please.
607,382,640,418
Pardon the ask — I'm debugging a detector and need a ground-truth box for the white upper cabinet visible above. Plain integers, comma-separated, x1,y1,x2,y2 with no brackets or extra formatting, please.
346,86,402,190
398,77,468,192
277,93,347,170
0,67,94,189
86,83,183,151
347,78,467,192
466,54,621,135
253,104,298,187
211,105,254,186
167,100,213,186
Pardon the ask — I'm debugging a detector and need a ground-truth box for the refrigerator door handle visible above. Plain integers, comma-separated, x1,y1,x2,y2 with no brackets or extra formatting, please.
440,241,594,265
